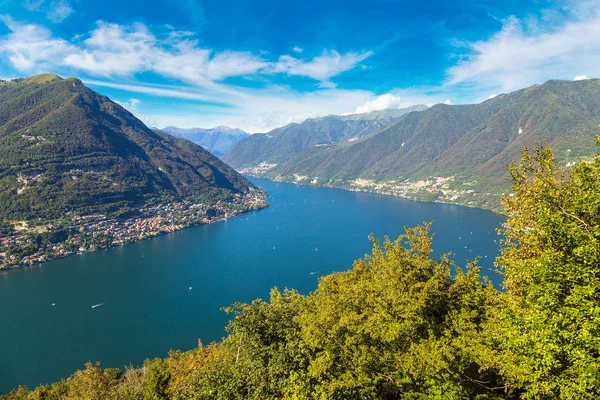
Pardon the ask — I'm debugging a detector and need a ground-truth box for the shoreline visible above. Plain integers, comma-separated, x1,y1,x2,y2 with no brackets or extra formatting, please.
248,174,504,214
0,192,268,271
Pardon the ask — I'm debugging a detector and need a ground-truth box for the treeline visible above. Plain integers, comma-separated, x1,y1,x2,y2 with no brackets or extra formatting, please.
3,142,600,399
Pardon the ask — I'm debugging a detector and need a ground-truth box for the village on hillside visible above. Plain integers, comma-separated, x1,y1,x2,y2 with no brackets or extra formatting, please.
0,192,267,269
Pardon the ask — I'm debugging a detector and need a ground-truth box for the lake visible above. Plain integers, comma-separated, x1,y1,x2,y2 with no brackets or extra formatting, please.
0,178,504,393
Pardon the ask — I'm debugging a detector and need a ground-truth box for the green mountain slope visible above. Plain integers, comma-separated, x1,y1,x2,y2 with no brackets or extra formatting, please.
0,74,257,220
225,79,600,210
221,105,427,167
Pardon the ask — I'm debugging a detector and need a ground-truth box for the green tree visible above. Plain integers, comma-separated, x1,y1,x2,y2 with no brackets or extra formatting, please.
115,366,147,400
480,142,600,399
292,224,500,399
0,219,12,235
186,288,309,399
143,359,170,400
65,362,119,400
0,387,29,400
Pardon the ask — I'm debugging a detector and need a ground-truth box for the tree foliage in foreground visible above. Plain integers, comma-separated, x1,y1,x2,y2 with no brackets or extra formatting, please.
479,141,600,399
2,141,599,399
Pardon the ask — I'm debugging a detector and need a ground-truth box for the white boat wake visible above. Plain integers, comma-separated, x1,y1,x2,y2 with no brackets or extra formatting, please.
91,303,104,309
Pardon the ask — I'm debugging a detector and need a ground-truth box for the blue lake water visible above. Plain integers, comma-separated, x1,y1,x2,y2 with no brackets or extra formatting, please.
0,178,504,393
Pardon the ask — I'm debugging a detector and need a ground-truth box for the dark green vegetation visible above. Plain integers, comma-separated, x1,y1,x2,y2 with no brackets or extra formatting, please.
160,126,249,158
224,79,600,210
5,142,599,399
222,105,427,167
0,74,258,221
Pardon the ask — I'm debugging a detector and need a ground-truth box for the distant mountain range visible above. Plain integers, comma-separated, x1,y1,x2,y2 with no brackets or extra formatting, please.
161,126,249,157
0,73,258,220
223,80,600,210
222,105,427,167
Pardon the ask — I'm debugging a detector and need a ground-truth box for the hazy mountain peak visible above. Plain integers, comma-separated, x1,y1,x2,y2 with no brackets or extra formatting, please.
161,126,250,157
340,105,429,121
223,105,426,166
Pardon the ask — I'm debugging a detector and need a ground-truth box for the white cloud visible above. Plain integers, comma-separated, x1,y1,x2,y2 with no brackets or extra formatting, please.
82,76,376,133
354,93,403,113
230,87,374,132
447,3,600,93
574,75,590,81
64,22,155,76
115,98,141,114
351,91,457,114
83,79,225,102
47,0,73,23
0,15,74,70
0,18,371,88
23,0,73,23
101,80,374,133
205,52,269,81
272,49,373,83
292,46,303,53
59,22,269,84
0,16,378,132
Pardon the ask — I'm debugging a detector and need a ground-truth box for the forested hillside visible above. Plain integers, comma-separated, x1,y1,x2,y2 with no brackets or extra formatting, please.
225,79,600,210
5,141,599,399
222,106,427,168
0,74,257,221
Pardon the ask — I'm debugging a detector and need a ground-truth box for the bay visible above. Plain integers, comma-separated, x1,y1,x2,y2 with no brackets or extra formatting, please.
0,178,504,393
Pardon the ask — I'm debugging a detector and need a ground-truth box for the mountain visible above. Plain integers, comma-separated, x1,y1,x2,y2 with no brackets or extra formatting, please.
161,126,249,157
0,73,259,220
224,79,600,210
222,105,427,168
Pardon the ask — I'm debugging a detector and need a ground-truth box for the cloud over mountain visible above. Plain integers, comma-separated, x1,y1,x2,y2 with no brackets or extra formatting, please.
354,93,403,113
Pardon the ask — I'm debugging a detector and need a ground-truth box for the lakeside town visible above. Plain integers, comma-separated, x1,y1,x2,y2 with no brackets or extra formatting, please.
0,191,268,270
238,162,499,210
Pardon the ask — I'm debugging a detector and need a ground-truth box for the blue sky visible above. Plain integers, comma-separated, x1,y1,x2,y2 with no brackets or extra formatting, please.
0,0,598,132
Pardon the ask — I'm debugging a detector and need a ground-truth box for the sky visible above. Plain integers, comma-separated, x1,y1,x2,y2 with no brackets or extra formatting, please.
0,0,598,132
